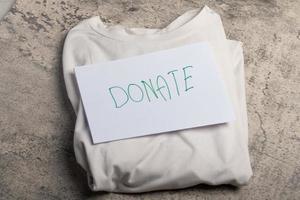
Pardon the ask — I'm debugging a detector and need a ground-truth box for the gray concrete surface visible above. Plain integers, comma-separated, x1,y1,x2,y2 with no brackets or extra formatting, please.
0,0,299,199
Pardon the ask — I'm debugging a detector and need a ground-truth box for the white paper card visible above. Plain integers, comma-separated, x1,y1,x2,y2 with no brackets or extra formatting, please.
75,42,235,144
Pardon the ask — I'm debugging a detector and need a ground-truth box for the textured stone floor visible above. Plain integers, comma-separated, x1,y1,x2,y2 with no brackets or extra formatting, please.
0,0,299,199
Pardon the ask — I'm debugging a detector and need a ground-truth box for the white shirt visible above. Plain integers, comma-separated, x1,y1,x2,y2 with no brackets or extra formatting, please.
63,6,252,193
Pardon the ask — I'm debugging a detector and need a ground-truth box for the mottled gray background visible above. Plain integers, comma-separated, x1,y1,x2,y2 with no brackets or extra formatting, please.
0,0,299,199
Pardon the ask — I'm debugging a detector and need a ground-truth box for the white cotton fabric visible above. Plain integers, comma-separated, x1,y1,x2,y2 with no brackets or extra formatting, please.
0,0,15,21
62,6,252,193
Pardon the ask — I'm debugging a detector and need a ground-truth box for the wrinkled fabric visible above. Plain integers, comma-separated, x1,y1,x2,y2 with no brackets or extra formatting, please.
62,6,252,193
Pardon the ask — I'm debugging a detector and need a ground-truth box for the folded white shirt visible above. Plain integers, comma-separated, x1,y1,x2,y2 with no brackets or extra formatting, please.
62,6,252,193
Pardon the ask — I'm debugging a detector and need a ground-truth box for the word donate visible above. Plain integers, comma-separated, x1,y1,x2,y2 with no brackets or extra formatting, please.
75,42,235,144
109,66,193,108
